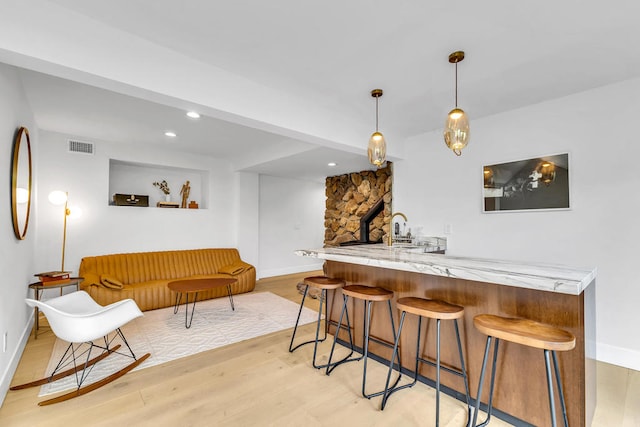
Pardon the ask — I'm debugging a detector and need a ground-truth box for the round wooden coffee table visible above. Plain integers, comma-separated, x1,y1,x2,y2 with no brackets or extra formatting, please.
167,278,237,328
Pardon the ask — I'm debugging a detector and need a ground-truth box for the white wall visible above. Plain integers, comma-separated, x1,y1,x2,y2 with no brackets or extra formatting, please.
394,77,640,371
235,171,260,274
34,131,240,276
259,175,324,277
0,64,38,405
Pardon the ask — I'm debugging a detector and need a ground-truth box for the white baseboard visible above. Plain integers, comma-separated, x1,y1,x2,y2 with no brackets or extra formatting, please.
597,342,640,371
258,263,324,279
0,314,33,408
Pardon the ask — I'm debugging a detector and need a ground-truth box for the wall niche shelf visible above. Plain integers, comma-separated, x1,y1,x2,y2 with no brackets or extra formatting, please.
108,159,209,209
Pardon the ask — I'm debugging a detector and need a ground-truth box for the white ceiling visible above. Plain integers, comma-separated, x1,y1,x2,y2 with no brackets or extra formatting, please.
8,0,640,182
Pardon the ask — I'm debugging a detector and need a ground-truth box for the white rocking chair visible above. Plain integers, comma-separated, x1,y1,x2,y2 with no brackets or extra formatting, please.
11,291,150,405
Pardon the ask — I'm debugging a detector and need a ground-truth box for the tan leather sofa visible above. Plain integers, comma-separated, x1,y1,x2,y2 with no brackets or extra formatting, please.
79,248,256,311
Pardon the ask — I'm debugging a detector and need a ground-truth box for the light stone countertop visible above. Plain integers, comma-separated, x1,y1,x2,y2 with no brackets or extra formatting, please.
295,244,596,295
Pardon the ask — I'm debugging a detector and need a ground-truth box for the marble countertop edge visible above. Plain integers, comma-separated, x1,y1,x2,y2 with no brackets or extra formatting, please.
295,246,596,295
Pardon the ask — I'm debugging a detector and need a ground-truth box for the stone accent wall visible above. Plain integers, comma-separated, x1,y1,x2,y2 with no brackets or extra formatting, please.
324,163,392,246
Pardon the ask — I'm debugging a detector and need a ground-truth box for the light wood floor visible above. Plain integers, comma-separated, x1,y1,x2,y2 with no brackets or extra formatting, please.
1,272,638,426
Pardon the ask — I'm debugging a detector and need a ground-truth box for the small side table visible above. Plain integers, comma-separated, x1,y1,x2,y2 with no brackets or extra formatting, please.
28,277,83,339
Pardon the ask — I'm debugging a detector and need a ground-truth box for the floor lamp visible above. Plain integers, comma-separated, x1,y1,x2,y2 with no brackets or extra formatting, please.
48,190,72,272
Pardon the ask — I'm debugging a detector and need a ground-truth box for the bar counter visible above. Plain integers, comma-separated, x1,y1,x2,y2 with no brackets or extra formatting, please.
296,245,596,427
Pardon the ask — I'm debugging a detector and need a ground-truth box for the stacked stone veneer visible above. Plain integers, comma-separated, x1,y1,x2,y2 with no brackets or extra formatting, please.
324,163,392,246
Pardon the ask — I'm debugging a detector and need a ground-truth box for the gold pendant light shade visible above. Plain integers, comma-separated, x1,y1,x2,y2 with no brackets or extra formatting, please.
368,131,386,167
368,89,386,168
444,107,469,156
539,162,556,186
444,51,470,156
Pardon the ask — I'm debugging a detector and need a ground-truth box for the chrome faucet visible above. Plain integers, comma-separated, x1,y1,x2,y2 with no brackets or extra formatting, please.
388,212,408,246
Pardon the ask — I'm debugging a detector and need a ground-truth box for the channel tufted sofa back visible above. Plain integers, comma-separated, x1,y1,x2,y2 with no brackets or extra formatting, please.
79,248,256,311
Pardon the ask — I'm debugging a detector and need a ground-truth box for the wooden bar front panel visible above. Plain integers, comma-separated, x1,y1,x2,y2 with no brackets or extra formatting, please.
325,260,596,427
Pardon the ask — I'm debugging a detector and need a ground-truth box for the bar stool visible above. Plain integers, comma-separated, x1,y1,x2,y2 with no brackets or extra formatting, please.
381,297,471,427
325,284,401,399
289,276,352,369
471,314,576,427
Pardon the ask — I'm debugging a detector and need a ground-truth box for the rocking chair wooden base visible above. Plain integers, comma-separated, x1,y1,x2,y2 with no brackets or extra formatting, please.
10,344,123,391
39,352,150,406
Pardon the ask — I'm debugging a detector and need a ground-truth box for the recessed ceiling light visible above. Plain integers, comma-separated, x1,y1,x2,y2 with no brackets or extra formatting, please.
328,162,337,167
164,131,177,137
186,111,200,119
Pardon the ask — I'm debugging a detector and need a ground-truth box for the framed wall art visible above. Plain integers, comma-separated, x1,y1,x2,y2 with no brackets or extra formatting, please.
483,153,569,212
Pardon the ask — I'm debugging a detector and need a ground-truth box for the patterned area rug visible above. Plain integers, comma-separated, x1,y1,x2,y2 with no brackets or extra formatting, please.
39,291,317,396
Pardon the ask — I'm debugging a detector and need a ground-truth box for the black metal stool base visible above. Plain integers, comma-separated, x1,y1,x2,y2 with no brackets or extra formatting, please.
325,294,402,399
470,337,569,427
382,313,471,427
289,285,351,369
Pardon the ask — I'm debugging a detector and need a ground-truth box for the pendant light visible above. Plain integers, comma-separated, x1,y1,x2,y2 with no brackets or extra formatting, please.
539,161,556,186
444,51,470,156
483,167,494,188
368,89,386,167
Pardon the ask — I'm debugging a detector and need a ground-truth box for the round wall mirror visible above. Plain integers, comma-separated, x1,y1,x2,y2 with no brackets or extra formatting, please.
11,126,32,240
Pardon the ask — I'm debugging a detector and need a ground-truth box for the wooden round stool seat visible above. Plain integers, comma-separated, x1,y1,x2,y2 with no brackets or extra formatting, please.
342,284,394,301
396,297,464,320
304,276,345,290
471,314,576,426
474,314,576,351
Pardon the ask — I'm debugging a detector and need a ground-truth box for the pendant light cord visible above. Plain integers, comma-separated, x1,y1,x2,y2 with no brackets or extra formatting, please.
375,96,379,132
455,62,458,108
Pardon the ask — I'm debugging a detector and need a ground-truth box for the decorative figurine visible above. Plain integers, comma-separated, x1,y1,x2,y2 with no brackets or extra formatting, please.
180,180,191,208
